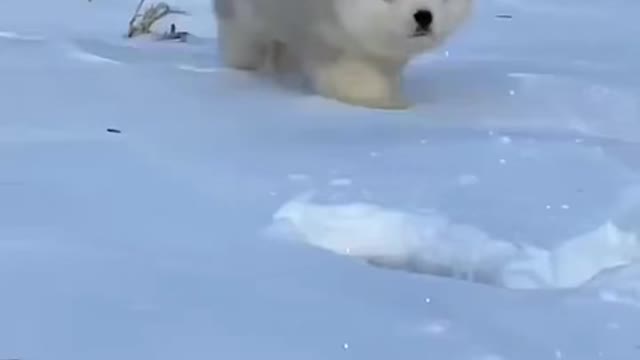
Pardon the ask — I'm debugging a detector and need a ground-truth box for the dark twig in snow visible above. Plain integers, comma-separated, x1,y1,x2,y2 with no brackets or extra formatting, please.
127,0,189,39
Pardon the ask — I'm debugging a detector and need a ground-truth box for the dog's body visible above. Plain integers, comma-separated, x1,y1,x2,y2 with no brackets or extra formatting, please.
213,0,472,109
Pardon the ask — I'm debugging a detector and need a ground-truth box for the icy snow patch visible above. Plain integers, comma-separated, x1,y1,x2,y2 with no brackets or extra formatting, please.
501,223,640,289
583,264,640,307
270,195,640,290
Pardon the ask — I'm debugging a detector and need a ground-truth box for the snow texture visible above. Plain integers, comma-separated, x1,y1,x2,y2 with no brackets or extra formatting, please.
1,0,640,359
270,193,640,290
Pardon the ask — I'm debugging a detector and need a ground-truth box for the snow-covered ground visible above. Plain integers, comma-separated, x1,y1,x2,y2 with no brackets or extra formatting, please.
2,0,640,359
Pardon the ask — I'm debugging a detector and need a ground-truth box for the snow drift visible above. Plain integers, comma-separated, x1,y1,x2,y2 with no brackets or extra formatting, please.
270,192,640,290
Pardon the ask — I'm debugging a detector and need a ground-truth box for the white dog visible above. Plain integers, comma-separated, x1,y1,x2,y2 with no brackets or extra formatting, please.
213,0,472,109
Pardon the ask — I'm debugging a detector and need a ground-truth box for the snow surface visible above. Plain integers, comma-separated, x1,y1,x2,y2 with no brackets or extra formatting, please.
271,193,640,290
2,0,640,359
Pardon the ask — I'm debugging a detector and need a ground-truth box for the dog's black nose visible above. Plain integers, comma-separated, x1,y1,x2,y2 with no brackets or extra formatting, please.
413,9,433,30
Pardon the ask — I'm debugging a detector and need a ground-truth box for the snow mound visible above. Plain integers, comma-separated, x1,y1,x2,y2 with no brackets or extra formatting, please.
269,194,640,290
583,264,640,307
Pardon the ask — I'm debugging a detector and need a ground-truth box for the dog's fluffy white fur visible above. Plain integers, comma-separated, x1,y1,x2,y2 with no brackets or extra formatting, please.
213,0,472,109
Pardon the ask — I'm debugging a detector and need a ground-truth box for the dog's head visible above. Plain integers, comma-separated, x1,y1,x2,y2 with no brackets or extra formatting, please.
333,0,473,59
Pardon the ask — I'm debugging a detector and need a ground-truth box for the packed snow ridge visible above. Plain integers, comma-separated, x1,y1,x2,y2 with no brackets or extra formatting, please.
270,193,640,291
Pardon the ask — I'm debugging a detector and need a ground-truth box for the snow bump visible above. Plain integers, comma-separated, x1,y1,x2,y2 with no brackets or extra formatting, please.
270,195,640,290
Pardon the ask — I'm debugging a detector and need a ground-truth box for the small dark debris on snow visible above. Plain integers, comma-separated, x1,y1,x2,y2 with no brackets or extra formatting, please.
162,23,190,42
496,14,513,19
107,128,122,134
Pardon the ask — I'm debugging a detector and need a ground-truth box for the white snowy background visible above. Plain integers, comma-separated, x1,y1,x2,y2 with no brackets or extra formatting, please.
1,0,640,359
